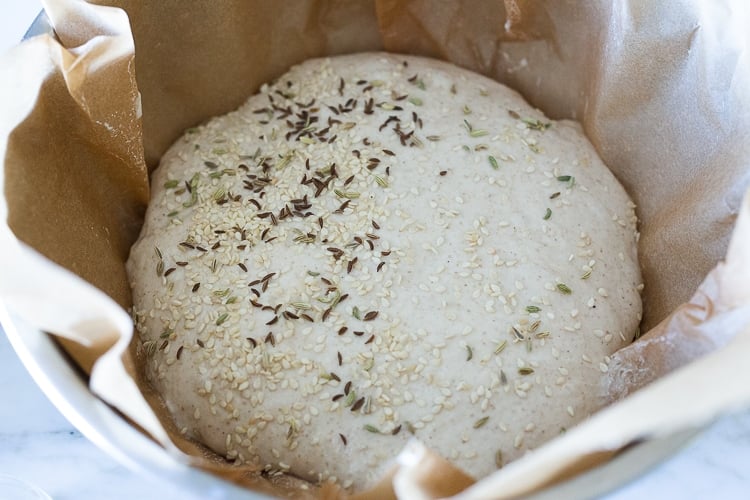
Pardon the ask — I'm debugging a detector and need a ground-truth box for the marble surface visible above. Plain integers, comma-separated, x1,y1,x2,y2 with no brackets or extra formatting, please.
0,329,187,500
3,3,750,500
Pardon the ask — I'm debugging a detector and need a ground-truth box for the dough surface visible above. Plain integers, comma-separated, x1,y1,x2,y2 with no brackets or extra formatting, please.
127,52,642,489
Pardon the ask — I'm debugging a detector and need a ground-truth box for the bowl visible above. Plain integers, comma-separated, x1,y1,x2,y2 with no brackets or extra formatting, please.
2,9,700,500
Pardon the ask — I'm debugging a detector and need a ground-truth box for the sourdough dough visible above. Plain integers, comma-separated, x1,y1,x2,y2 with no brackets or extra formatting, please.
127,52,642,489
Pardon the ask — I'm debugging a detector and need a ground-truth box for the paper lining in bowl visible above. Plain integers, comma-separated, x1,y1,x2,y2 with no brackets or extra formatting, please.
1,8,704,499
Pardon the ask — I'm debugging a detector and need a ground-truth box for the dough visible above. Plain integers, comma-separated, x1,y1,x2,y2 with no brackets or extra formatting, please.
127,52,642,490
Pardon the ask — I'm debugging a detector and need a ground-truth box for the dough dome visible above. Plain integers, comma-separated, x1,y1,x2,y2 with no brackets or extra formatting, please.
127,52,642,490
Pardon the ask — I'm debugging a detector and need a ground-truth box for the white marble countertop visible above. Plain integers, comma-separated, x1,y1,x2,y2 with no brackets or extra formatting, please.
3,3,750,499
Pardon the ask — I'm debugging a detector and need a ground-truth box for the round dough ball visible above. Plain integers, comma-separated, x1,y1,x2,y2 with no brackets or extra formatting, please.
127,52,642,490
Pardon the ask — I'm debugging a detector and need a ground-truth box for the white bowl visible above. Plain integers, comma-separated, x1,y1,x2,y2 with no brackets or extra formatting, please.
4,10,699,500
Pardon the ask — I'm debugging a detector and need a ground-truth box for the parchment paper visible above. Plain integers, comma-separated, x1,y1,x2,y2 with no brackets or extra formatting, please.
1,0,749,498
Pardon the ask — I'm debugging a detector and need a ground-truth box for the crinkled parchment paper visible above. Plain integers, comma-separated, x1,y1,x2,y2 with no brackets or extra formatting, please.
1,0,750,498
